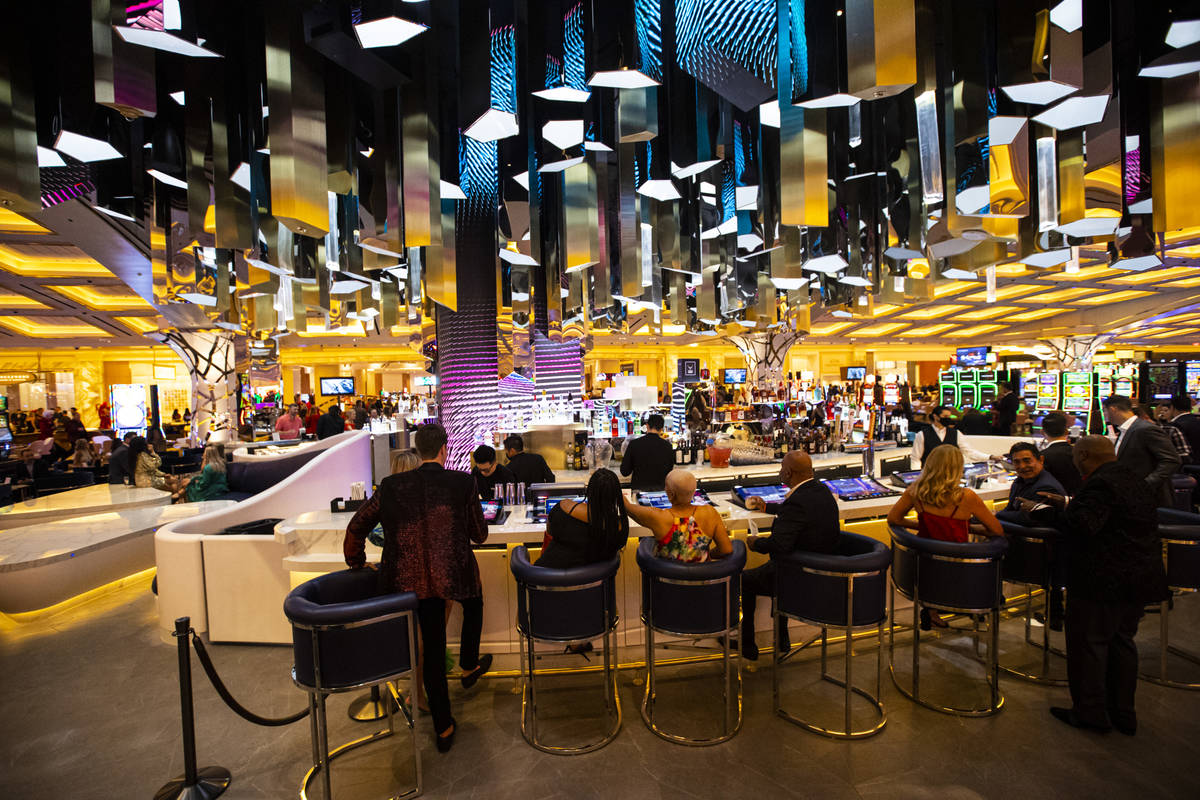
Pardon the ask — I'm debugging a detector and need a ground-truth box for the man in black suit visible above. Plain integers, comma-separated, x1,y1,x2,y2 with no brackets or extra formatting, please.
503,434,555,486
991,381,1020,435
1040,412,1082,495
107,432,137,485
619,413,675,490
470,445,515,500
1103,395,1180,507
316,405,345,440
739,451,840,660
996,442,1064,525
1022,436,1168,735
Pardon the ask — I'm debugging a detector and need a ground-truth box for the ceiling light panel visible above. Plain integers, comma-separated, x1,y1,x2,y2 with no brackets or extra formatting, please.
1015,287,1094,304
1104,266,1198,284
807,322,856,336
902,324,959,337
951,305,1021,321
960,284,1043,302
945,324,1006,338
898,304,970,320
848,322,909,337
1007,307,1071,322
47,285,151,310
931,281,978,298
0,316,112,337
1074,289,1155,305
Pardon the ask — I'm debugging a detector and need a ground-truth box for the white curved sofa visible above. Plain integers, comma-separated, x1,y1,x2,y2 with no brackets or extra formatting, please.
154,430,372,644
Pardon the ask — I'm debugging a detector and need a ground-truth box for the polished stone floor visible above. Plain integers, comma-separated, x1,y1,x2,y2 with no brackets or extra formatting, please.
2,574,1200,799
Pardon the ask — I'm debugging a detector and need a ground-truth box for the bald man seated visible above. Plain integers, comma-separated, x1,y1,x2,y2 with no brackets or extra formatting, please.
740,451,841,660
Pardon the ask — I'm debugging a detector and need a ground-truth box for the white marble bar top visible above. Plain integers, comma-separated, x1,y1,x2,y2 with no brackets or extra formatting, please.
0,485,172,531
274,479,1013,569
0,500,236,572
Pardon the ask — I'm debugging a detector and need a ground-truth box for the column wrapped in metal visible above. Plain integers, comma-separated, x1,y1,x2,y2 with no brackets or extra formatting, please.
845,0,917,100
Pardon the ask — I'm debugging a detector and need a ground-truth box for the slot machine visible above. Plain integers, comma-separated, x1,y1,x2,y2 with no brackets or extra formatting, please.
883,379,900,405
1186,361,1200,399
1113,365,1137,397
938,370,959,407
1023,371,1041,406
958,369,979,408
976,369,999,406
1061,371,1093,432
1094,366,1114,400
1140,361,1182,406
1035,371,1060,413
0,397,11,458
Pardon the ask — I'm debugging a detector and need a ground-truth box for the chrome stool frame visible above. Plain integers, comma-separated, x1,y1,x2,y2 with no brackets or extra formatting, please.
516,578,622,754
1140,526,1200,690
998,523,1067,686
888,532,1005,717
772,565,887,739
640,572,742,746
291,611,421,800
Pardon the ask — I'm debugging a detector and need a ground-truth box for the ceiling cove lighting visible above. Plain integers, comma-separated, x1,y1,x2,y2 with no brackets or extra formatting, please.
53,130,122,162
353,16,429,49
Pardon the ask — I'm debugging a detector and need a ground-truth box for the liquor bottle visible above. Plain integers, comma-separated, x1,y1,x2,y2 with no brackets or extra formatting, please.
610,415,619,437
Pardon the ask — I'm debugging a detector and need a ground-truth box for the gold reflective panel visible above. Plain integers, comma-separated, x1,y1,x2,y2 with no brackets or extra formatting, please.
618,88,657,143
1152,73,1200,233
987,117,1029,217
92,0,155,118
1057,131,1085,229
264,5,329,236
779,108,828,227
845,0,917,99
563,161,599,272
0,22,40,213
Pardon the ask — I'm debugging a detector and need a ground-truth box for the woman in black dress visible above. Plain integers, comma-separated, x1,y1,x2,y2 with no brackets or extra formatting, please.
537,468,629,569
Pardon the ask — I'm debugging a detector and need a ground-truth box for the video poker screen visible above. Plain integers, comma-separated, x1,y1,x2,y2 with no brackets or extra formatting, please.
480,500,504,523
734,485,790,505
891,470,923,486
962,462,993,480
637,490,711,508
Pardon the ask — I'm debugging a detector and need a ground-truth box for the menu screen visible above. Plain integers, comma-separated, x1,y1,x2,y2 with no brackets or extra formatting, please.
734,485,790,505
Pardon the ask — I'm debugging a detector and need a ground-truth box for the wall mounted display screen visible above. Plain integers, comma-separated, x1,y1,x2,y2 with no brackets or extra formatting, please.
722,368,747,384
677,358,701,383
844,367,867,381
111,384,147,434
320,377,355,396
413,375,438,387
956,346,989,367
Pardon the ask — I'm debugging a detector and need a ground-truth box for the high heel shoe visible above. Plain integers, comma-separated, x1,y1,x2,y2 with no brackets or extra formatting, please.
920,608,949,630
435,718,456,753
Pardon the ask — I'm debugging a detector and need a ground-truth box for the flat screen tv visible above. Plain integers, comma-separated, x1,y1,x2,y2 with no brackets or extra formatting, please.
844,366,867,381
320,377,355,396
723,368,747,384
956,346,989,367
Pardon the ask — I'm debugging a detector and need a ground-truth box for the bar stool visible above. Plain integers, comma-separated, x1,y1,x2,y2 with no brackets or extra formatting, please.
283,570,420,800
509,546,622,754
636,538,746,745
998,521,1068,685
888,526,1008,716
773,531,891,739
1171,475,1196,513
1141,508,1200,690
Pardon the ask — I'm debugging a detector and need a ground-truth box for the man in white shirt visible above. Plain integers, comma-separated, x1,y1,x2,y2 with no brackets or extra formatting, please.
911,406,992,467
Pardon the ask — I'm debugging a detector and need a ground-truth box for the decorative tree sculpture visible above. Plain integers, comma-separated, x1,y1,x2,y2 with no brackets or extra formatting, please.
724,329,805,387
1043,335,1112,371
153,329,238,443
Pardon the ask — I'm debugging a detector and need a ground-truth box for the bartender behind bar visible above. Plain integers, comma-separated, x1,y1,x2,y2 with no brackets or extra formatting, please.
620,414,675,491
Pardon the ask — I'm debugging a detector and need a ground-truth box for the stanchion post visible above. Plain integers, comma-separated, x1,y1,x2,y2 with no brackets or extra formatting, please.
154,617,232,800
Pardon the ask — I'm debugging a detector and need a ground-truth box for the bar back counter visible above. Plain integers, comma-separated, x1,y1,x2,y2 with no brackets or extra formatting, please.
158,434,1026,651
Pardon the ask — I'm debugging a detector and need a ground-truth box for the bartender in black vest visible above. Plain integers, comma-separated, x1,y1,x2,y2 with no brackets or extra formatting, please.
912,405,992,467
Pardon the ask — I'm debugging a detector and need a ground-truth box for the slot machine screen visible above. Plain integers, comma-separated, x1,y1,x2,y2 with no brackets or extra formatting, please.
480,500,504,524
821,477,897,500
1146,364,1180,401
1186,362,1200,397
1061,372,1092,412
637,490,711,508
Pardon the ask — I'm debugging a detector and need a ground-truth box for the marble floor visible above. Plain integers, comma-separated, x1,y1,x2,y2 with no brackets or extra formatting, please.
2,574,1200,799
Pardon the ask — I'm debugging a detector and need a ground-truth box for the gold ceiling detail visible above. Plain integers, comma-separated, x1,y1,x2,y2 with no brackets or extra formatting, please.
0,292,49,309
0,316,111,337
0,244,113,278
46,285,152,310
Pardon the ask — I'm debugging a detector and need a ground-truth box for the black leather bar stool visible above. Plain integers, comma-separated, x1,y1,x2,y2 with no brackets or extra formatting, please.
773,531,891,739
1141,508,1200,690
888,526,1008,716
636,538,746,745
999,521,1068,685
284,570,421,800
1171,474,1196,513
509,546,622,754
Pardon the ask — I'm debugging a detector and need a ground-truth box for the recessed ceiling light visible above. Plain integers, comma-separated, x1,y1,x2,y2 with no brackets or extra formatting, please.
147,168,187,189
54,130,122,162
797,93,860,109
360,147,374,158
804,254,849,275
758,101,780,128
1166,19,1200,49
499,248,538,266
532,86,591,102
538,156,584,173
464,108,519,142
113,26,222,57
37,146,65,168
999,81,1078,105
636,179,681,201
439,181,467,200
542,119,585,149
1032,95,1110,129
587,70,659,89
1049,0,1081,32
353,16,428,48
